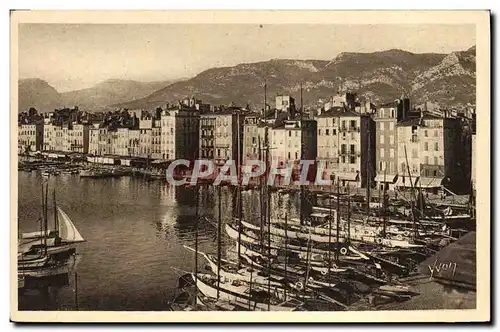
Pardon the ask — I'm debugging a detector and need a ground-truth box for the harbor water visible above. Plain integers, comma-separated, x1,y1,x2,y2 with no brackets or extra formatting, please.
17,171,301,311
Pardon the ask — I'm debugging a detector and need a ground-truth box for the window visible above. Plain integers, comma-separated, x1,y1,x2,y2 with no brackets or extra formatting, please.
341,144,347,154
424,156,429,164
350,156,356,164
288,152,291,159
380,134,385,143
424,142,428,151
288,131,291,137
217,149,220,157
318,129,321,136
390,149,394,158
333,129,337,135
434,142,439,151
391,109,395,118
434,156,438,165
341,156,346,163
350,144,355,154
326,151,329,158
341,120,346,129
295,152,298,159
379,161,383,170
389,122,394,130
350,120,356,129
390,135,394,144
401,162,406,172
252,137,256,144
433,170,438,177
424,130,428,137
380,148,385,158
326,129,330,136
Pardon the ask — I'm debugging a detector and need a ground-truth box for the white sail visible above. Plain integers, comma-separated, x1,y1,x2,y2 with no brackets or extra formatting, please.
57,207,85,242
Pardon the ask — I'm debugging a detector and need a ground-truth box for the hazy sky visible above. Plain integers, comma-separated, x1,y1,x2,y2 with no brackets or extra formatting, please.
18,24,475,92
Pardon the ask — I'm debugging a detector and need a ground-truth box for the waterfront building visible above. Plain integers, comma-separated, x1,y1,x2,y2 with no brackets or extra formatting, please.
316,109,374,188
18,123,44,152
160,103,200,161
396,113,462,194
242,113,268,165
374,98,410,190
128,129,141,157
199,108,246,168
42,123,61,152
270,118,317,167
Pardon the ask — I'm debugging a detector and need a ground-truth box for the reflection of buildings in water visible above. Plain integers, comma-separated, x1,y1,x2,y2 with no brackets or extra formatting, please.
159,184,176,206
154,207,177,239
116,176,132,195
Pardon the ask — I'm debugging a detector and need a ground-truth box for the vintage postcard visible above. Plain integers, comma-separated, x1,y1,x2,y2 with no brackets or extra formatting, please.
11,10,490,323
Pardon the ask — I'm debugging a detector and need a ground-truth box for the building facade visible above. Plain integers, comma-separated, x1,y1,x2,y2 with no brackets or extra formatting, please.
395,114,461,193
374,98,410,190
270,119,317,166
242,113,268,165
316,109,374,188
200,110,245,168
160,106,199,161
19,123,44,152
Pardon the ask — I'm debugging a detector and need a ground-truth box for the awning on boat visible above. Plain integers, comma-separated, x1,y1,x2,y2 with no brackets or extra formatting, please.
418,177,444,188
395,176,419,188
374,173,398,183
335,172,359,182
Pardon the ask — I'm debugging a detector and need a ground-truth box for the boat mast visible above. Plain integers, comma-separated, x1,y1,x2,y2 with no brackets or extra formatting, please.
328,181,332,283
404,145,418,240
382,167,387,238
299,82,304,225
53,189,59,238
40,184,45,248
284,212,288,302
217,185,222,300
266,142,271,311
366,125,371,217
237,112,242,269
347,185,351,244
336,179,340,264
194,146,200,306
44,183,48,255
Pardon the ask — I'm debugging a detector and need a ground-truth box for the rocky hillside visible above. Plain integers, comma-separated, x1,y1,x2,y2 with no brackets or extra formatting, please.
116,46,475,110
60,79,180,110
18,78,63,113
17,78,182,112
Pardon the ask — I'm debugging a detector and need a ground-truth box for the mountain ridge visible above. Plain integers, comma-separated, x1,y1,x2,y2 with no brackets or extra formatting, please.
18,46,476,112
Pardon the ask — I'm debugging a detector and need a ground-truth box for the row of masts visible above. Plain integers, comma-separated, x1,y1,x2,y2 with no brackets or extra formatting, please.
185,82,429,310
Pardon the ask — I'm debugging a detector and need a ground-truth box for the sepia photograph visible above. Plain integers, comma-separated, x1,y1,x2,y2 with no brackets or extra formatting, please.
10,10,490,323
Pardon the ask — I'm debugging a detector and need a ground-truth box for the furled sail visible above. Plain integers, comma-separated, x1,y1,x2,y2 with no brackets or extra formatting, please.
57,207,85,242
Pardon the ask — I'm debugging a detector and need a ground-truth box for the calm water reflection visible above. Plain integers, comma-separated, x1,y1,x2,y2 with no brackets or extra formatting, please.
17,172,300,311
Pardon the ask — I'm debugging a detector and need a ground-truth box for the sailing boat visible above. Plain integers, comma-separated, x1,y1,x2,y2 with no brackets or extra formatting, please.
19,190,85,257
18,185,84,279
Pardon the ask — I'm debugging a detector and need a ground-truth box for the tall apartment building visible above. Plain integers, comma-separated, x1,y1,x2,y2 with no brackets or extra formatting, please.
396,114,462,193
199,109,246,168
18,123,44,152
242,113,268,165
160,105,199,161
316,109,374,188
43,122,61,151
270,119,317,166
374,98,410,190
